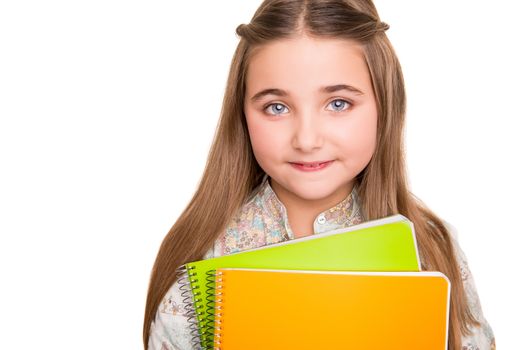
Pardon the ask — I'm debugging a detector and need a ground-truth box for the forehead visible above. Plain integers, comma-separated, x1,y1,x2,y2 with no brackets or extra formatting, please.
245,35,371,95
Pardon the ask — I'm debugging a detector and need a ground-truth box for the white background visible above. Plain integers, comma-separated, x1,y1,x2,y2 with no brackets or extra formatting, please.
0,0,523,348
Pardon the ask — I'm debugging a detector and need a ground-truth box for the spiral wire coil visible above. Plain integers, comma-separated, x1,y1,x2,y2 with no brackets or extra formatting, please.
176,265,206,350
212,271,224,350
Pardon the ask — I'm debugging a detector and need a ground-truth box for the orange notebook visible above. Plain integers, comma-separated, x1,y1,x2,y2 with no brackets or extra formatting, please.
213,269,450,350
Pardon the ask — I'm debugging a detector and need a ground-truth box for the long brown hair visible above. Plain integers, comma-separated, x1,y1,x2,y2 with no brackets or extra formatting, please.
143,1,480,348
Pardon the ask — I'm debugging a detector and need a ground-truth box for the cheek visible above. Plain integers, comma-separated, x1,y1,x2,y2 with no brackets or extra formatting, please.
246,114,285,163
334,112,377,160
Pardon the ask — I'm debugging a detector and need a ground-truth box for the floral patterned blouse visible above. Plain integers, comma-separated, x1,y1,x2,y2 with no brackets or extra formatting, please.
148,176,496,350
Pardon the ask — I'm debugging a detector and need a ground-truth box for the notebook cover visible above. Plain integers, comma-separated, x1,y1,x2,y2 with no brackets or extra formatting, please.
180,214,421,348
214,269,450,350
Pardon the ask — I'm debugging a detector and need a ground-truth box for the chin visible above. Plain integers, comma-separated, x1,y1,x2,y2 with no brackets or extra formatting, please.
287,182,342,201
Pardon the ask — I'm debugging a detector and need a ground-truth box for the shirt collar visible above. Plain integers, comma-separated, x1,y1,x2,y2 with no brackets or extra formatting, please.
258,174,363,239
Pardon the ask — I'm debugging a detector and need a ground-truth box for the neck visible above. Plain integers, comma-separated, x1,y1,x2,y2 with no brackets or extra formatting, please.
269,178,354,237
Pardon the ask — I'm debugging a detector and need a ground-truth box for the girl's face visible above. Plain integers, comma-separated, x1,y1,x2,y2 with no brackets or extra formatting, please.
244,35,377,204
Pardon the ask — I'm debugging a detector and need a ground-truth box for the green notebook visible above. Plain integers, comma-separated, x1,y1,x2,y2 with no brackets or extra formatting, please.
176,214,420,350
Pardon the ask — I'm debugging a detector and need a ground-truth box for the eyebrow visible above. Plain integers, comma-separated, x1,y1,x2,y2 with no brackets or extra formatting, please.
249,84,364,102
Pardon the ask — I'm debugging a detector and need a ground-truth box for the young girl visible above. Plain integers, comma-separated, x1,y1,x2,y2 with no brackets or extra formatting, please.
143,0,495,349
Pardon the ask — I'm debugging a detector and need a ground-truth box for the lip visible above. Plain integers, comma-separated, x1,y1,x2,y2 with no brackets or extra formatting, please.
291,160,332,165
289,160,334,172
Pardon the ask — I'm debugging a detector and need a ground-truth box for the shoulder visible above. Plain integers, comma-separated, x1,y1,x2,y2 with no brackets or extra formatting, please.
442,219,458,239
204,178,285,258
200,193,264,258
438,219,497,349
430,219,465,263
201,190,269,258
433,218,458,242
218,192,269,255
441,220,474,279
436,219,472,284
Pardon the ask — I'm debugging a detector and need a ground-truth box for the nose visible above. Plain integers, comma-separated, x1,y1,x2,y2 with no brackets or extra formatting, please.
291,113,324,152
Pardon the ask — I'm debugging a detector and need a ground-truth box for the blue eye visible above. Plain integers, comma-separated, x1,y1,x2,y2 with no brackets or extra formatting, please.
263,99,352,116
264,103,289,116
328,99,352,112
